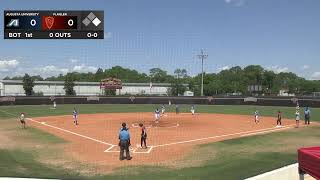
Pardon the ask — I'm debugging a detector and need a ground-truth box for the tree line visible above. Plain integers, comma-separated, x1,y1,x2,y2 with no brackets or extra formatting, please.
4,65,320,96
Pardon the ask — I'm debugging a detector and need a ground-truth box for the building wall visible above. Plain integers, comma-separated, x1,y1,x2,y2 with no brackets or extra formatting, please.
0,80,172,96
0,82,4,96
120,86,168,95
3,84,25,96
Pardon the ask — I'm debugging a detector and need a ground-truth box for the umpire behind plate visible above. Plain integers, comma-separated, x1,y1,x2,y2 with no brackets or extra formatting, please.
118,123,132,160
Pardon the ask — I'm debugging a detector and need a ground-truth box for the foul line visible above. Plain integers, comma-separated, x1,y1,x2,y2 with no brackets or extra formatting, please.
27,118,116,146
151,124,296,148
240,126,293,137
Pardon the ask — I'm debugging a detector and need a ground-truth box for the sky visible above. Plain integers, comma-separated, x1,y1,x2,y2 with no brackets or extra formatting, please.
0,0,320,79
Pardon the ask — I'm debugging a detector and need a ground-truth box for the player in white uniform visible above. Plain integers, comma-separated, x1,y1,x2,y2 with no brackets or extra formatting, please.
53,101,57,109
191,105,195,115
161,105,165,115
254,110,259,123
19,113,26,129
296,102,300,112
295,109,300,128
154,108,160,123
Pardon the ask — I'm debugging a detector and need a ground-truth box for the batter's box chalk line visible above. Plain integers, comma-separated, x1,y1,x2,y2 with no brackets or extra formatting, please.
104,145,153,154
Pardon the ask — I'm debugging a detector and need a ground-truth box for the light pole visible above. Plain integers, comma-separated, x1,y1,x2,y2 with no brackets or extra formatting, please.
197,49,208,96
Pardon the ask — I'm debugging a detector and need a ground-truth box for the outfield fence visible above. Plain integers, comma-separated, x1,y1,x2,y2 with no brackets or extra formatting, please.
1,96,320,107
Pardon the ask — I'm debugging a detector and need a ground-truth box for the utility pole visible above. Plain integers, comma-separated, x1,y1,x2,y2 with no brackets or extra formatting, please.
197,49,208,96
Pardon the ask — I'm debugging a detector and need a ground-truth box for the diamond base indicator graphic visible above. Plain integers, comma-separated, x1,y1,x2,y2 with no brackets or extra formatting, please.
4,10,104,39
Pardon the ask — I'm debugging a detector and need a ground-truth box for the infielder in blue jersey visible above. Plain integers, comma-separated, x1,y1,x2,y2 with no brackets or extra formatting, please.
73,108,78,125
155,108,160,123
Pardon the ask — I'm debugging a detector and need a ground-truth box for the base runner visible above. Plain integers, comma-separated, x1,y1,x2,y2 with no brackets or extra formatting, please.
73,108,79,125
19,112,26,129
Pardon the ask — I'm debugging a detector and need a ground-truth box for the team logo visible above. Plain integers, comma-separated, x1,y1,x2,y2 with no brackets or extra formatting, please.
6,19,19,27
45,16,54,29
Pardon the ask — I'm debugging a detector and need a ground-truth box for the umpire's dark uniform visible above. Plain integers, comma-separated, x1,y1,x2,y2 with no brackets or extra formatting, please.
119,123,132,160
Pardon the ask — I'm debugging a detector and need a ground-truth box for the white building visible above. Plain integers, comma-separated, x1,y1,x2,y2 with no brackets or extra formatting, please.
0,80,181,96
278,89,295,97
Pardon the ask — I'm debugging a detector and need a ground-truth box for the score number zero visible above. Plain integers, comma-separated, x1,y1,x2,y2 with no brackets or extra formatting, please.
29,18,75,27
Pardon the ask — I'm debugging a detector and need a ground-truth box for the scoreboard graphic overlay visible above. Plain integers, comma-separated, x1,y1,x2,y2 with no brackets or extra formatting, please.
4,10,104,39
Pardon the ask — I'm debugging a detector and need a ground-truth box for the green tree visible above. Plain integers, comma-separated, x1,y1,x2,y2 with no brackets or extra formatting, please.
63,73,76,96
262,71,276,95
169,69,188,96
22,74,34,96
174,69,188,79
149,68,168,83
31,75,44,81
243,65,264,84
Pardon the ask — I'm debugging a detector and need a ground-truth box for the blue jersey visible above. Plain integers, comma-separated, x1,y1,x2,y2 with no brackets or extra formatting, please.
155,109,160,114
73,110,78,117
305,109,310,115
119,128,130,141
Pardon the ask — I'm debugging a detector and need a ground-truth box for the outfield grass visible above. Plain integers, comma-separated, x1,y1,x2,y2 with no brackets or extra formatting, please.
1,104,319,121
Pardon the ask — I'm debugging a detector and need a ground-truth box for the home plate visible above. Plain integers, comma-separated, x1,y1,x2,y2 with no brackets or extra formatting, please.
105,145,135,153
134,146,153,153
